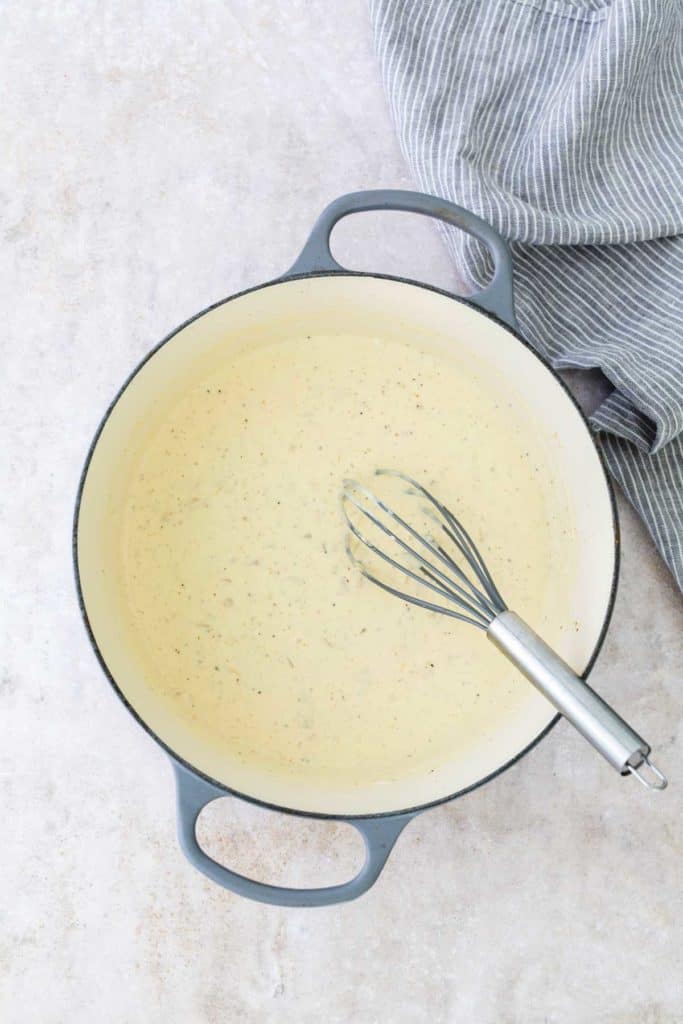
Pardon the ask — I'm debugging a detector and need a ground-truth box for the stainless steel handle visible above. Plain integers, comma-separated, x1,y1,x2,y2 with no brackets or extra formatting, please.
487,611,667,789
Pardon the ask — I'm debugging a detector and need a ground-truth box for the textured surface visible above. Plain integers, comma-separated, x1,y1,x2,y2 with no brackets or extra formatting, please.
2,2,681,1022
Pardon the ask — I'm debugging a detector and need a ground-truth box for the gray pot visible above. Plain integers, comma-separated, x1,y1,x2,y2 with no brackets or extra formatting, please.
74,191,618,906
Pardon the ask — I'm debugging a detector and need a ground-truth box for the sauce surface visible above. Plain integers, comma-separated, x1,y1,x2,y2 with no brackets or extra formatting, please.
120,333,574,789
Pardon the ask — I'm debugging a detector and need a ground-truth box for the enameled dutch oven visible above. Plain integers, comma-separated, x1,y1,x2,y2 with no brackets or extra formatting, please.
74,191,618,907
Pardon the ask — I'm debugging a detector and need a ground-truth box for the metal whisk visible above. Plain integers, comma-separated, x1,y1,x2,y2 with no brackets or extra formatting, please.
342,470,667,790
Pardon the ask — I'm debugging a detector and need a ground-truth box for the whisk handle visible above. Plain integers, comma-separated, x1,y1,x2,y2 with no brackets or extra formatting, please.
286,190,517,328
487,611,666,789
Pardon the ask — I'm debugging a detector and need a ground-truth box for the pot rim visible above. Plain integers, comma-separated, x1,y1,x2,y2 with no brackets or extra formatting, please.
73,270,620,821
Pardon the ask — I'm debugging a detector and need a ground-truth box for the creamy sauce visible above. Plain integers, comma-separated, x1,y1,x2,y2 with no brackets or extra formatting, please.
120,333,574,790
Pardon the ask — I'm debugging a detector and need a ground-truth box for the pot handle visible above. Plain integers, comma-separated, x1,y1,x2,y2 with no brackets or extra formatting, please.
286,189,516,328
172,760,416,907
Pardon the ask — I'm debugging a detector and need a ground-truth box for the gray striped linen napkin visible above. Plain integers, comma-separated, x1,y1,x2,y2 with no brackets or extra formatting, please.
370,0,683,589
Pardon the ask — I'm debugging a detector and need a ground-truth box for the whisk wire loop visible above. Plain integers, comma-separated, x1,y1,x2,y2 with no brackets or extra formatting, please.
384,471,507,614
342,471,507,629
343,493,492,627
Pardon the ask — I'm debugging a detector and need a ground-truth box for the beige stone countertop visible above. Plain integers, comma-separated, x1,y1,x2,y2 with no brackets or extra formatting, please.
3,2,682,1022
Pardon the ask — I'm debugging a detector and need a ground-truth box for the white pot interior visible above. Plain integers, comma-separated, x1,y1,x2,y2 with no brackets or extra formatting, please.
76,275,616,815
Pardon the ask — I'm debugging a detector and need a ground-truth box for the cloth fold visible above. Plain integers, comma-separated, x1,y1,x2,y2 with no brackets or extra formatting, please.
370,0,683,588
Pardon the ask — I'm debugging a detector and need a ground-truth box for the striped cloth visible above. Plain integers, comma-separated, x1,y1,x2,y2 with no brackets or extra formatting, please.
370,0,683,589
